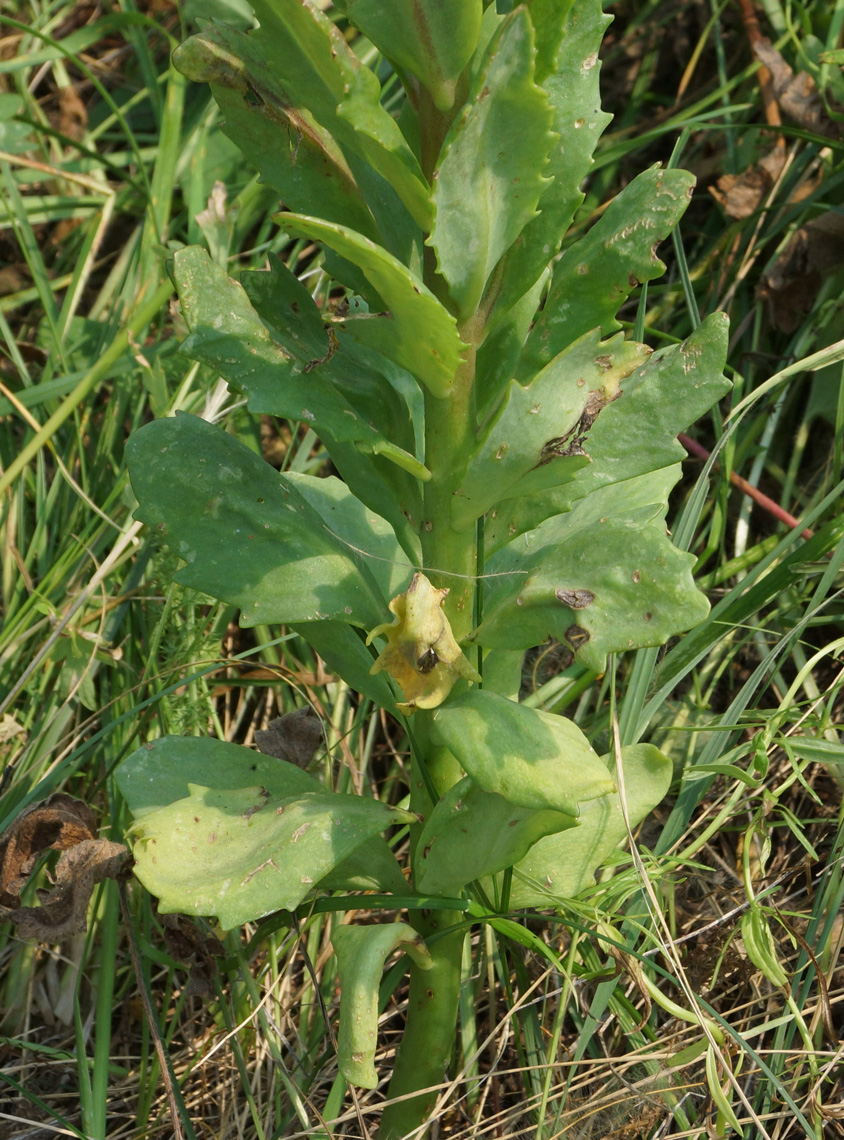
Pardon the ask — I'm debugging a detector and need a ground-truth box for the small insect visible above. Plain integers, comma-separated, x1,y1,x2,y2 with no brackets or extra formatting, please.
417,648,439,674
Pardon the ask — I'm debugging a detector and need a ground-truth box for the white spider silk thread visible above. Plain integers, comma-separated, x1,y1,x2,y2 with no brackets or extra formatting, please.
319,522,530,584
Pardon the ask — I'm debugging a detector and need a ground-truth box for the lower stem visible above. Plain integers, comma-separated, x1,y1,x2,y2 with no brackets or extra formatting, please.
379,908,466,1140
380,723,468,1137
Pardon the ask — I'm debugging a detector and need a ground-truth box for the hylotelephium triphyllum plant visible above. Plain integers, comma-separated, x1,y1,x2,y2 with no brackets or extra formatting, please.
115,2,729,1134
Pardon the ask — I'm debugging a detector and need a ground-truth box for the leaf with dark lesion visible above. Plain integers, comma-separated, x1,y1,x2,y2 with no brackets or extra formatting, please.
0,794,127,940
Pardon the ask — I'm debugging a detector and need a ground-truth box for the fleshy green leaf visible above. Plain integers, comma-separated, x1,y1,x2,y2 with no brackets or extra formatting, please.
227,262,427,549
333,923,433,1089
248,0,431,231
127,783,414,928
279,214,465,396
429,7,555,317
234,255,431,488
116,735,315,818
317,835,409,895
319,434,423,562
116,736,409,904
126,412,412,629
474,266,548,416
431,690,615,814
344,0,484,112
505,743,672,906
174,5,425,270
174,247,422,479
290,621,400,715
415,776,575,896
173,28,379,241
475,469,709,670
240,254,330,362
484,314,731,547
452,330,650,531
176,0,428,248
529,0,576,83
546,312,732,503
336,71,432,231
485,0,612,319
520,166,697,376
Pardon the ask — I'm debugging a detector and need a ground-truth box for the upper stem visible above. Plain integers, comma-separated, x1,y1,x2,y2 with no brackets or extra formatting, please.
420,340,479,640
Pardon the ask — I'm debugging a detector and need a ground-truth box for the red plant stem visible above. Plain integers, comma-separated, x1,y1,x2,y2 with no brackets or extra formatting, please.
678,433,814,540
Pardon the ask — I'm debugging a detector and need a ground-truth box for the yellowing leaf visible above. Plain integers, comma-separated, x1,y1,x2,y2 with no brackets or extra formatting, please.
367,573,481,713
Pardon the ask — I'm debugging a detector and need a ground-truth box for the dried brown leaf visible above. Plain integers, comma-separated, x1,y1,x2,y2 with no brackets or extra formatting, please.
160,913,225,997
14,839,127,940
254,706,323,768
754,40,833,134
0,793,97,905
709,148,787,220
760,212,844,332
0,794,126,940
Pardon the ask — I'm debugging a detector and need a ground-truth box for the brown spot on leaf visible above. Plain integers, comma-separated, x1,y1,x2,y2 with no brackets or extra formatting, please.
556,588,595,610
242,787,271,820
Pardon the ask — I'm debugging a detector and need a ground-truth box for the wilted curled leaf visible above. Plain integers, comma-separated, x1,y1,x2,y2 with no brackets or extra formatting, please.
367,573,481,714
0,793,126,940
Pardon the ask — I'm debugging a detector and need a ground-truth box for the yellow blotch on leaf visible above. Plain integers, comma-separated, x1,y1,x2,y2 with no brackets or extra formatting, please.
367,573,481,714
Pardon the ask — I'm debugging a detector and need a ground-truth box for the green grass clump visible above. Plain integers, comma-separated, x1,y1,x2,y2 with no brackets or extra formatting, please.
1,1,843,1137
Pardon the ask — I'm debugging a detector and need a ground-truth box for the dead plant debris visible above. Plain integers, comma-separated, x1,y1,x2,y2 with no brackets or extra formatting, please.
0,793,126,940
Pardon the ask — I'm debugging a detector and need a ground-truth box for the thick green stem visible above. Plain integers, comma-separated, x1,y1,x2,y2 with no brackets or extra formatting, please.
420,318,481,638
379,908,465,1140
381,82,484,1140
381,732,465,1140
382,357,478,1134
420,423,475,632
